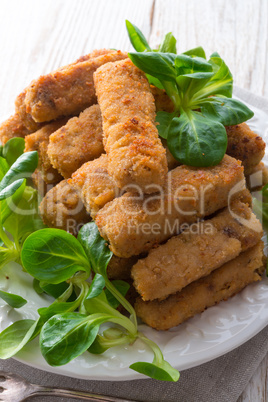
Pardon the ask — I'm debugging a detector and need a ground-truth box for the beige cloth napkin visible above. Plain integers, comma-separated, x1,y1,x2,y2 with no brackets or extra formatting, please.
0,88,268,402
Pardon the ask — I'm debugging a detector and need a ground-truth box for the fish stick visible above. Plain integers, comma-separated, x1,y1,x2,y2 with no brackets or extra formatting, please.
15,91,44,132
94,58,168,193
135,241,265,330
246,161,268,191
23,51,127,123
39,179,90,235
226,123,265,175
95,155,246,258
107,255,139,281
25,120,67,191
70,154,118,219
0,113,32,145
150,86,174,113
47,105,104,179
132,200,262,301
15,49,112,130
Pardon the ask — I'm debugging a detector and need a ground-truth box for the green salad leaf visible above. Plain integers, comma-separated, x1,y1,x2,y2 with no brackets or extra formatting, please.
167,111,228,166
0,151,38,200
125,20,151,52
0,319,38,359
2,138,25,167
158,32,177,54
127,21,254,166
77,222,113,276
0,289,27,308
21,228,90,284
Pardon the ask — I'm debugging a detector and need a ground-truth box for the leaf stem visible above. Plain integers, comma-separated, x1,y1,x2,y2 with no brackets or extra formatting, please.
104,279,137,329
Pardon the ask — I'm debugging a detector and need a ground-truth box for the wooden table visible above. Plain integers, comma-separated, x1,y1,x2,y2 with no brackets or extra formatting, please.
0,0,267,400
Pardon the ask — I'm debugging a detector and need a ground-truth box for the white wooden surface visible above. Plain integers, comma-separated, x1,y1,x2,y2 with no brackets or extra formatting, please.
0,0,267,400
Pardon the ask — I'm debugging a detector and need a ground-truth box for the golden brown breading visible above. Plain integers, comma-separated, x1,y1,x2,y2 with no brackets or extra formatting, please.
225,123,265,175
246,161,268,191
15,91,44,132
25,120,67,190
24,51,127,123
131,200,262,301
47,105,104,179
0,113,32,145
39,179,90,235
161,138,180,170
107,255,139,280
135,241,265,330
150,85,174,113
15,50,112,130
96,155,246,258
94,58,168,193
70,154,117,219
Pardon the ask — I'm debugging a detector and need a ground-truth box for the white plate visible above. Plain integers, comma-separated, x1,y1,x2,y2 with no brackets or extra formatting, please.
0,100,268,381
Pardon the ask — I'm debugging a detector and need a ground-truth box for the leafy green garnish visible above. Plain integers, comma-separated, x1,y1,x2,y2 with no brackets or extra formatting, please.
0,319,38,359
0,289,27,308
126,21,254,167
0,151,38,200
21,229,90,284
15,224,181,381
0,148,43,264
2,138,25,167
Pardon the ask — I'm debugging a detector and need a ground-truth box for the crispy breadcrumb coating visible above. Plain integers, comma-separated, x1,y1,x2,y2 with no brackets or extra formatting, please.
15,91,44,132
94,58,168,193
47,105,104,179
226,123,265,175
39,179,90,235
135,241,265,330
25,120,67,190
132,200,262,301
96,155,246,258
70,154,117,219
24,51,127,123
107,255,139,281
246,161,268,191
0,113,32,145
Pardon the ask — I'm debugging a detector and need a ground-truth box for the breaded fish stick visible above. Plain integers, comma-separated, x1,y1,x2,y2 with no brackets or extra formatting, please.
0,114,32,145
226,123,265,175
132,201,262,301
246,161,268,191
135,241,265,330
94,58,168,193
48,105,104,178
15,91,44,132
23,51,127,123
25,120,67,191
70,154,118,219
107,255,139,281
15,49,112,130
96,155,246,258
150,86,174,113
39,180,90,235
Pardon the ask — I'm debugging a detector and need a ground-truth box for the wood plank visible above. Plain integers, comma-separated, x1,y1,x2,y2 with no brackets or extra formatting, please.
149,0,268,97
0,0,154,118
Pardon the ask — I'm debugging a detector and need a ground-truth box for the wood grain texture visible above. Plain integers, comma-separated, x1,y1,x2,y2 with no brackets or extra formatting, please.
0,0,267,400
0,0,154,117
149,0,268,98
